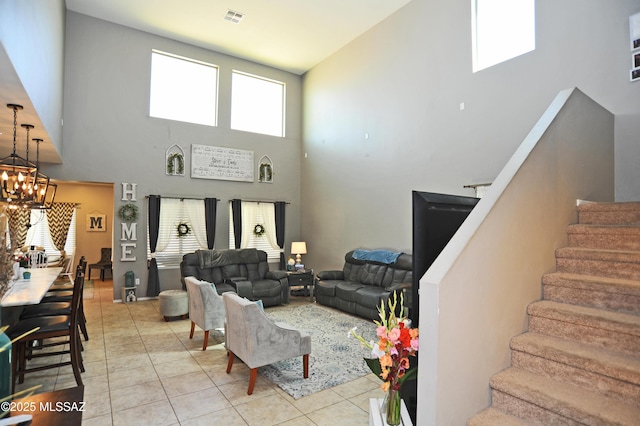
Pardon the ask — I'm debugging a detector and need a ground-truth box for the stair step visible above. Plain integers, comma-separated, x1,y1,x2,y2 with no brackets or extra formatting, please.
578,201,640,225
467,407,530,425
567,224,640,251
490,368,640,425
556,247,640,280
542,272,640,315
527,300,640,355
511,332,640,406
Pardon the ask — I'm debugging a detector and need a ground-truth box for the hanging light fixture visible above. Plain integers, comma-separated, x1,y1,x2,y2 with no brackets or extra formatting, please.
0,104,55,209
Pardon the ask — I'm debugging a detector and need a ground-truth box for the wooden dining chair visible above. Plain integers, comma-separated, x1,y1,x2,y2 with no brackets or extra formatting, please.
6,268,85,393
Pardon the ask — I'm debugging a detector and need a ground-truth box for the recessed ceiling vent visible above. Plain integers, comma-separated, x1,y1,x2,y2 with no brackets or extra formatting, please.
224,10,244,24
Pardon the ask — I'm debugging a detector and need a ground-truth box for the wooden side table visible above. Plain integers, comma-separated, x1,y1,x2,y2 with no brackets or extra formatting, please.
287,269,314,302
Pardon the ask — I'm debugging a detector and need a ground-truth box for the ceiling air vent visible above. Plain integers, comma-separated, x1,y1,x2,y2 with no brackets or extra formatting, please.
224,10,244,24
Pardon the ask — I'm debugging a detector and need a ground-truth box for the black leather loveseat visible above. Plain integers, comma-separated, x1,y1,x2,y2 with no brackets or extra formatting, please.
180,248,289,307
315,249,413,320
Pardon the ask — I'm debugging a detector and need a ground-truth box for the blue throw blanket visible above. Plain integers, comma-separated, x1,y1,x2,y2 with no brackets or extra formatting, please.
352,249,401,264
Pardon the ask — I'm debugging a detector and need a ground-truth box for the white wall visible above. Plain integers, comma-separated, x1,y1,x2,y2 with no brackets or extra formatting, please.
46,12,304,298
420,88,614,424
302,0,640,274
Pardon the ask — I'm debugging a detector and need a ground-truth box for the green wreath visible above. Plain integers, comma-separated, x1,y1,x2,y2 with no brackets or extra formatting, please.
118,203,139,222
253,224,265,237
177,222,191,237
167,153,185,175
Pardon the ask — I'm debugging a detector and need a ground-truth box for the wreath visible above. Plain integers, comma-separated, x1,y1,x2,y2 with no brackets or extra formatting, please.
253,224,265,237
118,203,139,222
167,153,185,175
176,222,191,237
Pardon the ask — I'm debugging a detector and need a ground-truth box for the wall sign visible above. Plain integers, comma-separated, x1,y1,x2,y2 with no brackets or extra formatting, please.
191,144,254,182
86,213,106,232
120,182,137,262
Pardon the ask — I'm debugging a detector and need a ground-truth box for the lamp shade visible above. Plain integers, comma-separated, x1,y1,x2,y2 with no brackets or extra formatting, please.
291,241,307,255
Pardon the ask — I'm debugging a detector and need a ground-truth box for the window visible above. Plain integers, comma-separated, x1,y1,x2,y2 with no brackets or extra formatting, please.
228,201,280,261
147,198,208,269
231,71,285,137
149,50,218,126
472,0,536,72
25,209,76,260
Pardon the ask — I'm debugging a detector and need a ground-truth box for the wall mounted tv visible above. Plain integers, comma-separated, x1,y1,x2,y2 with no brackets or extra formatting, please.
411,191,479,324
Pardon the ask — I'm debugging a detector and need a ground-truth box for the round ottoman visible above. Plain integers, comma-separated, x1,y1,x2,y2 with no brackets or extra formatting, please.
159,289,188,321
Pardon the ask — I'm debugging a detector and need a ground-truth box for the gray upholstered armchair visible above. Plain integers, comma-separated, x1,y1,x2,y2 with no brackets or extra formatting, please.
185,276,226,351
223,292,311,395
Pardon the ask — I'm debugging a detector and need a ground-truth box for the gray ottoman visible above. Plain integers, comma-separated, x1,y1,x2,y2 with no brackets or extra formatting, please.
159,289,188,321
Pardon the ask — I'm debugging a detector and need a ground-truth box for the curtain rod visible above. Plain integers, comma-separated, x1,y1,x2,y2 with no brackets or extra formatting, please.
145,195,220,201
231,198,290,204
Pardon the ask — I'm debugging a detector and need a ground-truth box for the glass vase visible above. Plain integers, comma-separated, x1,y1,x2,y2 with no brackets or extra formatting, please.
383,388,402,426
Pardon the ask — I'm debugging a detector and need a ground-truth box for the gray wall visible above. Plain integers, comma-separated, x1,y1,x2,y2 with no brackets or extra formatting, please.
302,0,640,273
49,12,303,297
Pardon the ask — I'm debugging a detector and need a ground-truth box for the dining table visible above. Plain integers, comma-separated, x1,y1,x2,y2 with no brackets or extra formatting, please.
1,267,65,327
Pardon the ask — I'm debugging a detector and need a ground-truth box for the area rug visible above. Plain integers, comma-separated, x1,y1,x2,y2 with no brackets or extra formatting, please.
260,303,378,399
83,279,94,300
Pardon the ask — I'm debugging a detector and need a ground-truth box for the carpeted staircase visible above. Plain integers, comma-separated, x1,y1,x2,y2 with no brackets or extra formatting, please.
468,202,640,425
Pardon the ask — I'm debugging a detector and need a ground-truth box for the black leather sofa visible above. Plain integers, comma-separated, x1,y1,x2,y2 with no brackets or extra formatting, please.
315,249,413,320
180,248,289,307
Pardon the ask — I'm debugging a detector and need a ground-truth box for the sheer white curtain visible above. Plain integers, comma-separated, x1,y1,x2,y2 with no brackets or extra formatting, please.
260,203,279,250
156,198,179,253
240,201,258,248
184,199,208,249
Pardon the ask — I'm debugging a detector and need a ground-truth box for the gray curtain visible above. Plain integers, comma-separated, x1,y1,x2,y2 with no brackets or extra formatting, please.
231,199,242,249
147,195,161,297
275,201,286,270
204,198,217,249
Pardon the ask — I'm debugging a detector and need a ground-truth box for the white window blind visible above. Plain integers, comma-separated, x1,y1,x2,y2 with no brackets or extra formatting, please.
228,201,280,261
24,208,76,260
148,198,208,269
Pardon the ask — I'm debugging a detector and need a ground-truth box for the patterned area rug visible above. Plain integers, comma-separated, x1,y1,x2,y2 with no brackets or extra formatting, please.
260,303,378,399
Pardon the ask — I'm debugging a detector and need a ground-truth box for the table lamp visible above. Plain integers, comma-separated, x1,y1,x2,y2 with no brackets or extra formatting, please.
291,242,307,266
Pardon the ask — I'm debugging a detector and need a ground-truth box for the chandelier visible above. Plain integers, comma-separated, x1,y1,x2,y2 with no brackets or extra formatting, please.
0,104,56,209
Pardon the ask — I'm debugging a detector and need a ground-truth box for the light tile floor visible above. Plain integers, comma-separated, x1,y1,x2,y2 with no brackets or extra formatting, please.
15,279,385,425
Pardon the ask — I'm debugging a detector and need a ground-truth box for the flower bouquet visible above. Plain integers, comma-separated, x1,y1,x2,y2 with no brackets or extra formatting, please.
351,291,419,425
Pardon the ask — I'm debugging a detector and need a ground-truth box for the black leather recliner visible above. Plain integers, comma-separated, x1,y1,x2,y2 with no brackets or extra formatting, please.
315,250,413,320
180,248,289,307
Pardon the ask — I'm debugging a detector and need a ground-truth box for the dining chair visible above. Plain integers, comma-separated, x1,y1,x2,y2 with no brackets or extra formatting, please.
184,276,226,351
6,268,85,393
88,247,112,281
32,257,89,341
223,292,311,395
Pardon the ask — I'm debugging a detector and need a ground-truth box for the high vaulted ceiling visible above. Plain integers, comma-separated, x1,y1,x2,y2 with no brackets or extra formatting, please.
0,0,412,164
65,0,414,75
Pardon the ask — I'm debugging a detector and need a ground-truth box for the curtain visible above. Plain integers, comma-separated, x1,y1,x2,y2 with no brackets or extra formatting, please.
239,201,259,249
261,203,278,251
7,208,30,251
204,197,217,249
47,202,76,251
184,199,208,249
147,195,161,297
231,199,242,249
275,201,286,270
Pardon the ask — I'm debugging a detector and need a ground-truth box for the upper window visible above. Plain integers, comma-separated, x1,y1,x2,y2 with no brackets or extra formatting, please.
231,71,285,137
149,50,218,126
472,0,536,72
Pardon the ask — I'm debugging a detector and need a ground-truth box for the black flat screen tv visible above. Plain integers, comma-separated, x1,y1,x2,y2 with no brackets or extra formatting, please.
411,191,479,324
